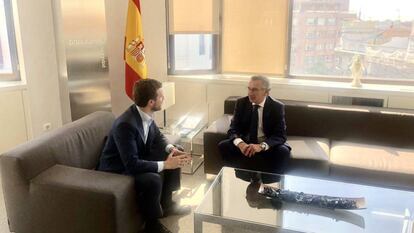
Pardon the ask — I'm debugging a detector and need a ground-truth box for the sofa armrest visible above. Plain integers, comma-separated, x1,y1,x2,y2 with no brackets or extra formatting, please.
25,165,140,233
1,150,57,232
203,115,232,174
205,114,232,134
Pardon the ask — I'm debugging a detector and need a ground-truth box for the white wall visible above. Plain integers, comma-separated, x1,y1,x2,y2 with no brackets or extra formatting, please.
13,0,69,137
105,0,168,117
104,0,130,116
169,78,331,125
51,0,72,125
0,89,27,154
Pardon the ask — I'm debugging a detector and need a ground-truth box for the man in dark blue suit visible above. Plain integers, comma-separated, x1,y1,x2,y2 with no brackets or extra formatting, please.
218,75,291,174
98,79,191,233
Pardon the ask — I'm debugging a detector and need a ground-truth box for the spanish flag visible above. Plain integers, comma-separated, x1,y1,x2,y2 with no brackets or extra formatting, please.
124,0,147,100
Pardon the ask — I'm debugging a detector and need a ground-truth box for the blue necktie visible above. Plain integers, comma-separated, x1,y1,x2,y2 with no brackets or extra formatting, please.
249,105,259,143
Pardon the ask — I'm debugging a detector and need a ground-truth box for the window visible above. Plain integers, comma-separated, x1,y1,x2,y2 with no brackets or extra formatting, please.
223,0,288,74
168,0,288,75
306,18,317,25
327,18,336,26
0,0,19,81
167,0,219,74
290,0,414,80
306,31,316,39
167,0,414,82
305,44,314,51
316,44,324,51
172,34,213,71
317,18,326,26
304,56,314,65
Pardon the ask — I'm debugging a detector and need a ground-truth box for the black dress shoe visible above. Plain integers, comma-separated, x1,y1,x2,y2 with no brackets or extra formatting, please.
145,219,172,233
162,202,192,217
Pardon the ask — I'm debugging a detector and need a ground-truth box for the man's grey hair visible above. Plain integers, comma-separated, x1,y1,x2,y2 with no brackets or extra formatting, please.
250,75,271,91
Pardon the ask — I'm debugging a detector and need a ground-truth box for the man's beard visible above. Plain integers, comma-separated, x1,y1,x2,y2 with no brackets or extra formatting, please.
151,105,161,112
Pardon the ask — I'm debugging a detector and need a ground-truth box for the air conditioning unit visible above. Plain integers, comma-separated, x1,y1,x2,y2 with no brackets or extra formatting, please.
331,96,385,107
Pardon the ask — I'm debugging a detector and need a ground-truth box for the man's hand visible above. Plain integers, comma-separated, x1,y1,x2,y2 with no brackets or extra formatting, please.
170,147,187,157
245,144,263,157
164,151,192,170
237,142,250,156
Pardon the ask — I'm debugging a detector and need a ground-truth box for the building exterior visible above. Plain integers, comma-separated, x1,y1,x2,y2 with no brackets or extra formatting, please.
290,0,355,76
290,0,414,80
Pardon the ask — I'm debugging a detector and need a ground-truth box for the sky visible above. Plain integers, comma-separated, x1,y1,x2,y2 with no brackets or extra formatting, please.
349,0,414,21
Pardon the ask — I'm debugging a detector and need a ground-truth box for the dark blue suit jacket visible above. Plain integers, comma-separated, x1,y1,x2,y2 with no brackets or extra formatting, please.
98,105,169,175
228,96,290,149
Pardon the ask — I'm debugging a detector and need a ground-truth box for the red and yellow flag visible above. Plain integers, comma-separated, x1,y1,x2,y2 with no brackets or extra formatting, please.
124,0,147,100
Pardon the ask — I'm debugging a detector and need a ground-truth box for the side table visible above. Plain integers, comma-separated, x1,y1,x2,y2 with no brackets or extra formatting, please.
161,121,207,174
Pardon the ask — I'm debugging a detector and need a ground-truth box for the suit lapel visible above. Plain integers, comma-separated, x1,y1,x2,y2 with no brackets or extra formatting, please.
246,99,253,123
262,96,272,132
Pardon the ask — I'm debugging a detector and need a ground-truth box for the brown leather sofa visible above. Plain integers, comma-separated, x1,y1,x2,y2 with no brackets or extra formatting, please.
204,96,414,190
0,111,180,233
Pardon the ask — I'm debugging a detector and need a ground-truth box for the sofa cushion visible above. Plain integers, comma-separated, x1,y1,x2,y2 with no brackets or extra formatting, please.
204,115,232,134
330,141,414,175
285,137,330,177
50,111,115,169
203,115,231,174
288,137,330,161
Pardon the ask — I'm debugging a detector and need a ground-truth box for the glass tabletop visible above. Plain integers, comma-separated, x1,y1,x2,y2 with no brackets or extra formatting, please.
163,113,207,139
195,167,414,233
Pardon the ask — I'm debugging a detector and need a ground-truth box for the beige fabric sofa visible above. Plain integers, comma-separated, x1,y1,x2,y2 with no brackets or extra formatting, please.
1,112,140,233
204,97,414,190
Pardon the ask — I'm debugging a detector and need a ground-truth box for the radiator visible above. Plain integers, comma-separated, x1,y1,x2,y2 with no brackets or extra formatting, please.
331,96,385,107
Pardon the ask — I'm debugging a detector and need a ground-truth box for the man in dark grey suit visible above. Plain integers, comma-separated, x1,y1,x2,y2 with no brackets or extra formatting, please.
98,79,191,233
218,75,291,173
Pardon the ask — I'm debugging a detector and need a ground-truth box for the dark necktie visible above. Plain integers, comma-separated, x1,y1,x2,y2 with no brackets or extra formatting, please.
249,105,259,143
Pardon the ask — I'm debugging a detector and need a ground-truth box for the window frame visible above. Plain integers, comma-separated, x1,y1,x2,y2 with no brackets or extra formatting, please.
166,0,220,75
166,0,414,85
167,34,220,75
0,0,19,81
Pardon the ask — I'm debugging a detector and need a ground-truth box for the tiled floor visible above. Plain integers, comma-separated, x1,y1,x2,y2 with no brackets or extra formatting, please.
160,165,218,233
160,165,257,233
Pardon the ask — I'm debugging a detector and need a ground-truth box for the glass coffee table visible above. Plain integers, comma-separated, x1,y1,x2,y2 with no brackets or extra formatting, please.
194,167,414,233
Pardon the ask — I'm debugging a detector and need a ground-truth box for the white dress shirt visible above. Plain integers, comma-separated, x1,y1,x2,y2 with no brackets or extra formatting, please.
233,98,269,150
137,106,174,172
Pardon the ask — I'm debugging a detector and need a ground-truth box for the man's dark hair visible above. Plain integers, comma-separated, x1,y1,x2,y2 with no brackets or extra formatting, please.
133,79,162,107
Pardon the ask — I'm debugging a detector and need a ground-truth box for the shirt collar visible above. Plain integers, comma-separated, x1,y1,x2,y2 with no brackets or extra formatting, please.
136,105,154,124
253,96,267,108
